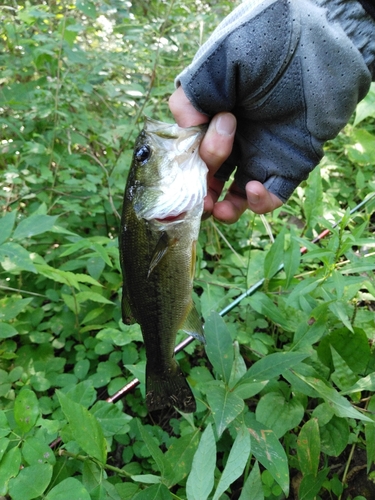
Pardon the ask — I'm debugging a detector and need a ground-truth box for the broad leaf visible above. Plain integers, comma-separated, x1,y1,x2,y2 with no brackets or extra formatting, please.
244,352,309,382
12,214,58,240
137,419,173,479
206,383,244,438
204,311,233,383
8,463,52,500
45,477,91,500
164,430,200,487
239,461,264,500
13,387,39,434
57,390,107,463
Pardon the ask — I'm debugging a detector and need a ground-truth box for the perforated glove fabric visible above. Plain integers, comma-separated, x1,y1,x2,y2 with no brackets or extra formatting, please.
176,0,375,202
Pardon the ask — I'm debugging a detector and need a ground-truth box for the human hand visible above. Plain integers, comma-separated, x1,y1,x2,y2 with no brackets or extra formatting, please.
173,0,373,207
169,86,283,223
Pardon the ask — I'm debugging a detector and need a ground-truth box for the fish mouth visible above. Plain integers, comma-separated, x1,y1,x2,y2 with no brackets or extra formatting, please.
155,212,186,223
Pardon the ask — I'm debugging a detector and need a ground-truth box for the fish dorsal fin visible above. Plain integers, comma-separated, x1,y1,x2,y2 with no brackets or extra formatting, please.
148,231,176,277
182,302,205,344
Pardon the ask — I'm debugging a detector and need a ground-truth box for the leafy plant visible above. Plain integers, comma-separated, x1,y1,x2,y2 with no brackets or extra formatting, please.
1,1,375,499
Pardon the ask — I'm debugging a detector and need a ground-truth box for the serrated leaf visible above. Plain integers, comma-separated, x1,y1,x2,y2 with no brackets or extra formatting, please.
204,312,233,383
186,424,216,500
75,291,114,305
13,387,39,434
45,477,91,500
12,214,59,240
297,419,320,477
243,352,309,382
206,383,244,438
246,418,289,497
8,463,53,500
0,211,16,245
238,461,264,500
213,425,250,500
57,390,107,463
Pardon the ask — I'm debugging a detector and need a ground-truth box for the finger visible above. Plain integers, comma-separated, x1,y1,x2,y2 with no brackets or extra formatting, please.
211,183,249,224
245,181,283,214
203,177,225,219
200,113,236,175
169,86,208,127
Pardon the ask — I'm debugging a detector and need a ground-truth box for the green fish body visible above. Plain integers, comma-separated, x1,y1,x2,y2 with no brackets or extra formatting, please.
119,118,207,413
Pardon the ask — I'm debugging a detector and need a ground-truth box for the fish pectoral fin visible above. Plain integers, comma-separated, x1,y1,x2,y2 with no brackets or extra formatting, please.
148,231,176,277
182,302,205,344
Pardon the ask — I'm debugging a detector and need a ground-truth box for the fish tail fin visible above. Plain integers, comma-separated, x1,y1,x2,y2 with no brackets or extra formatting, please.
146,363,196,413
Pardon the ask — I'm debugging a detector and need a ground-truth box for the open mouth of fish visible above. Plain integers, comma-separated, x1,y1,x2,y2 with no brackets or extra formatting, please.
156,212,186,223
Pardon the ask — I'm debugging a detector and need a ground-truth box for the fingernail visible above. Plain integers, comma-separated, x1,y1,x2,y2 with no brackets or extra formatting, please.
214,114,236,136
247,189,260,205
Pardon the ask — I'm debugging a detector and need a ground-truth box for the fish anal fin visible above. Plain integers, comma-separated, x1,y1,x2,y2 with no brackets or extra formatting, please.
148,231,177,277
182,302,205,343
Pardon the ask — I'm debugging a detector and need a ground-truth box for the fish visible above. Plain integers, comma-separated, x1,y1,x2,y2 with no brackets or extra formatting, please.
119,117,208,413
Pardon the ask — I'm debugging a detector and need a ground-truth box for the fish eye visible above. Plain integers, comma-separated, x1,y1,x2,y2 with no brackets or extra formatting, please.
135,145,151,164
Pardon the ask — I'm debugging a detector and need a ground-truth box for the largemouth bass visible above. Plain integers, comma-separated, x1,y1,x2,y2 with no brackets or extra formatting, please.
119,117,207,413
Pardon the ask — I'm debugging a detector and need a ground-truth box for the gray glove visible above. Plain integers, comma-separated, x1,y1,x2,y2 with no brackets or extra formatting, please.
176,0,375,202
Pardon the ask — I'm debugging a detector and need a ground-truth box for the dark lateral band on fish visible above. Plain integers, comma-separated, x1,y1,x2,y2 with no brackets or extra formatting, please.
119,117,208,413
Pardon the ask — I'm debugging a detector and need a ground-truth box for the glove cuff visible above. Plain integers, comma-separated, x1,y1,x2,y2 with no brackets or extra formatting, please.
314,0,375,78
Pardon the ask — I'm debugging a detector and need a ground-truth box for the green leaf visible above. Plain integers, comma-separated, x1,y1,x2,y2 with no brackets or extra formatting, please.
284,233,301,287
206,383,244,438
0,447,21,496
255,392,304,439
298,469,329,500
327,327,371,374
164,430,200,487
8,463,53,500
239,461,264,500
12,214,59,240
204,312,233,383
90,401,131,437
247,292,292,330
213,424,251,500
0,210,17,245
0,322,18,339
137,419,173,479
0,437,9,462
22,436,56,465
75,291,114,305
342,373,375,395
0,297,33,321
57,390,107,463
246,417,289,497
243,352,309,382
133,483,172,500
13,387,39,434
320,416,349,456
76,0,97,19
365,395,375,472
45,477,91,500
297,419,320,477
0,242,37,273
293,373,373,422
263,227,285,280
186,424,216,500
304,164,322,228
